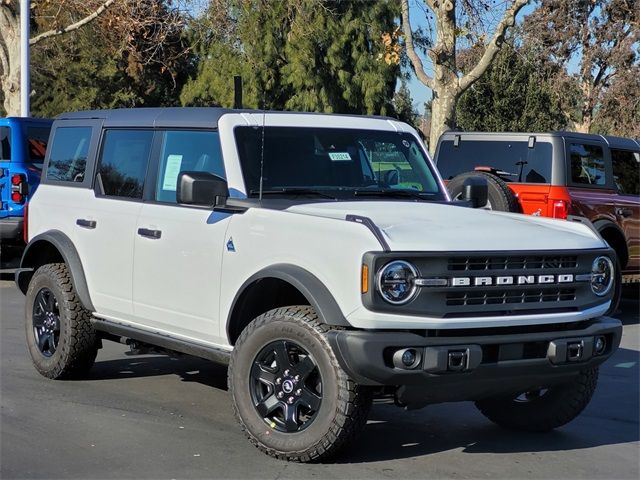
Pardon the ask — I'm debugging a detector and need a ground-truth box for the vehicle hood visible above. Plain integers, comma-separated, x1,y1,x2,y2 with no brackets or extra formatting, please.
285,201,605,252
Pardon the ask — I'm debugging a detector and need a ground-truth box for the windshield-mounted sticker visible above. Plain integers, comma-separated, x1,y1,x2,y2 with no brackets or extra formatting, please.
328,152,352,161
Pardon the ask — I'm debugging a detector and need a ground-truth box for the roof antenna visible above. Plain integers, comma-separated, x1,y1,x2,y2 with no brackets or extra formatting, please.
258,93,266,201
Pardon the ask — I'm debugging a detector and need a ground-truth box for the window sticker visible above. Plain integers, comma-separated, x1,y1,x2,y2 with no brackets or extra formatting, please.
162,154,183,191
328,152,352,161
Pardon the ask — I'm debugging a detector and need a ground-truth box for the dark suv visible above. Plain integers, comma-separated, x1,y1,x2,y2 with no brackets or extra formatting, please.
435,131,640,285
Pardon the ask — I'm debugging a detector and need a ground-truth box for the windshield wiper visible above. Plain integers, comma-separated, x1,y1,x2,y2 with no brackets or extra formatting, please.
249,188,337,199
353,189,433,200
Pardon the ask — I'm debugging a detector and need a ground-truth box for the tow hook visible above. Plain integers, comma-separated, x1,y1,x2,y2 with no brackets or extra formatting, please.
547,336,609,364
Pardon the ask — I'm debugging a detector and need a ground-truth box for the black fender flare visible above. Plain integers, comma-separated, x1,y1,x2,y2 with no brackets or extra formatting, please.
591,219,628,263
226,264,352,341
16,230,95,311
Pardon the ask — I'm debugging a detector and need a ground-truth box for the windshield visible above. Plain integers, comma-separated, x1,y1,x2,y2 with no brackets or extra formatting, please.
234,126,444,200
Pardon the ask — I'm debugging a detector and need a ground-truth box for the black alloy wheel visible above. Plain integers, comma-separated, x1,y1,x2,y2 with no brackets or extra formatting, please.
249,340,322,433
32,287,61,357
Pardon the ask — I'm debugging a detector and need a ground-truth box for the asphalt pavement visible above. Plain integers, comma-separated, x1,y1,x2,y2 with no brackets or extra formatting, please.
1,260,638,479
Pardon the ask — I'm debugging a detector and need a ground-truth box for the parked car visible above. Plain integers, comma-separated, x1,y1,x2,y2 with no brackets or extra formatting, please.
435,131,640,285
0,117,53,245
16,108,621,462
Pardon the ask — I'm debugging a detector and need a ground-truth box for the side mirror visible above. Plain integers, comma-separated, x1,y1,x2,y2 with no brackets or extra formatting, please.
177,171,228,207
461,176,488,208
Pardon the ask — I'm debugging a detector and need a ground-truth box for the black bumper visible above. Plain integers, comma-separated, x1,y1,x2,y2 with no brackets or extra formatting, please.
327,317,622,407
0,217,23,242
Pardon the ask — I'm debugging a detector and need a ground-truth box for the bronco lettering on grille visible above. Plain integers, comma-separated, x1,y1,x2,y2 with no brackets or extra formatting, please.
451,274,575,287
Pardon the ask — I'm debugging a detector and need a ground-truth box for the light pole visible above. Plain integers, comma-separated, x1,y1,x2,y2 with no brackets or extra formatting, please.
20,0,30,117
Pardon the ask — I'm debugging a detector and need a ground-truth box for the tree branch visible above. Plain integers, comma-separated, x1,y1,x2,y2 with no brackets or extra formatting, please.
29,0,117,46
458,0,530,92
400,0,433,90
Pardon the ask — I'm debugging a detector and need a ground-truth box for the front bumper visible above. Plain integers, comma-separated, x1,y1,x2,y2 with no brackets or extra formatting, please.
327,316,622,407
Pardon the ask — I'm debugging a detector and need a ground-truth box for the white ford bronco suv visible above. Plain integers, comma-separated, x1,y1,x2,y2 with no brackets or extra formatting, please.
16,108,621,462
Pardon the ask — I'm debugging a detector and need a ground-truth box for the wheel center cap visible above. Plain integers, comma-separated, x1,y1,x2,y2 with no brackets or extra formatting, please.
282,379,294,394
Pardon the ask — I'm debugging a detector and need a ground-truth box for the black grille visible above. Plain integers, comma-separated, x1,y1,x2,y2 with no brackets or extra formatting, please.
446,288,577,307
448,255,578,271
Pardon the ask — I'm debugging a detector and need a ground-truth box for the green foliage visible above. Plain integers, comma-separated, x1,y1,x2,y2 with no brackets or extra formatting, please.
456,44,567,132
392,80,418,127
181,0,400,116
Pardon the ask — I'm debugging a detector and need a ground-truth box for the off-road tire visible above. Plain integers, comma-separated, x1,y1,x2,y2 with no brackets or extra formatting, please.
228,306,373,462
475,368,598,431
25,263,98,379
447,171,520,212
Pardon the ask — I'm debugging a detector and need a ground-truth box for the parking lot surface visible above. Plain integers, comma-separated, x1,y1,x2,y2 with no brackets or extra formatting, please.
1,262,638,479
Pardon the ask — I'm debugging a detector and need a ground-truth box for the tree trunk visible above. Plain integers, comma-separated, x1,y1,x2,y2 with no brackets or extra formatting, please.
429,86,458,154
0,3,20,116
427,1,458,154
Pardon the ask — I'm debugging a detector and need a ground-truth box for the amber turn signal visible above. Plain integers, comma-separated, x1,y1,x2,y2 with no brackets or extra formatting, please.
361,264,369,294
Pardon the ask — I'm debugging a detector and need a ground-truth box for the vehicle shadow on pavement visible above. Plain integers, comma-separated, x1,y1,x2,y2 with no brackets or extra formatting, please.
87,355,229,391
81,346,638,465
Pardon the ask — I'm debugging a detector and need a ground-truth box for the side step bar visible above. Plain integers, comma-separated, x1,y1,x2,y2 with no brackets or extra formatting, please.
91,318,231,365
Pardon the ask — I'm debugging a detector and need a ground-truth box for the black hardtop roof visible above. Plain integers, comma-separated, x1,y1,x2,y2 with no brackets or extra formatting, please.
56,107,396,128
439,130,640,150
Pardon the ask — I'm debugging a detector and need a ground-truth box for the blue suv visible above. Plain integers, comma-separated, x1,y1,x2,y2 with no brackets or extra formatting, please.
0,117,52,245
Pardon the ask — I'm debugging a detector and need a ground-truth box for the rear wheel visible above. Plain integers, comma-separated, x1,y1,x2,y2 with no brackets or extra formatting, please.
447,171,520,212
25,263,98,379
475,368,598,431
228,306,372,462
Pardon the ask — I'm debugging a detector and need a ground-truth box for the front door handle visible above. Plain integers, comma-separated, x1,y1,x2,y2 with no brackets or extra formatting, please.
616,208,633,218
76,219,97,229
137,228,162,239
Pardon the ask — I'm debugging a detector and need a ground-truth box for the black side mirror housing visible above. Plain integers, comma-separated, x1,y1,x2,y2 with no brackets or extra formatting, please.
461,176,488,208
177,171,228,207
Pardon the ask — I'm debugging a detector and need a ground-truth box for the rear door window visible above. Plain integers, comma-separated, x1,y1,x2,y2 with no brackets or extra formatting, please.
46,127,92,182
155,130,224,203
437,139,553,183
569,143,607,186
98,130,154,199
0,127,10,161
611,149,640,195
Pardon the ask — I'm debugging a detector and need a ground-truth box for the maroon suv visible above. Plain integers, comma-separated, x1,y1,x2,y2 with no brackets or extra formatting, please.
435,131,639,286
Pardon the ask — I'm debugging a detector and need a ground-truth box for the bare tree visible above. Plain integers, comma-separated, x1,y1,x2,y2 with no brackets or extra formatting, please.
523,0,639,134
0,0,189,116
401,0,530,152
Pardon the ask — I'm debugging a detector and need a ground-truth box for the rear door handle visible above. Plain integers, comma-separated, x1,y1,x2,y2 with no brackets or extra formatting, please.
616,208,633,218
76,219,96,229
137,228,162,239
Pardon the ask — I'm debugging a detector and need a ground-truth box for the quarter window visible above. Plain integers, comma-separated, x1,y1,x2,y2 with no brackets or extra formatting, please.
611,149,640,196
569,143,606,186
46,127,92,182
98,130,153,199
155,130,224,203
27,127,51,163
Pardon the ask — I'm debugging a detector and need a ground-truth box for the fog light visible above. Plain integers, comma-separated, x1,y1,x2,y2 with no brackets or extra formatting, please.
402,349,416,366
392,348,422,369
594,336,606,355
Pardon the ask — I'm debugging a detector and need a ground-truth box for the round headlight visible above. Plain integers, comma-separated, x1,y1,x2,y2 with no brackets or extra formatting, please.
376,260,418,305
591,256,614,296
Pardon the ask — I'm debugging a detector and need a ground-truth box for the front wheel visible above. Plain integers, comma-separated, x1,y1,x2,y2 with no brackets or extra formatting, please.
228,306,372,462
475,368,598,431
